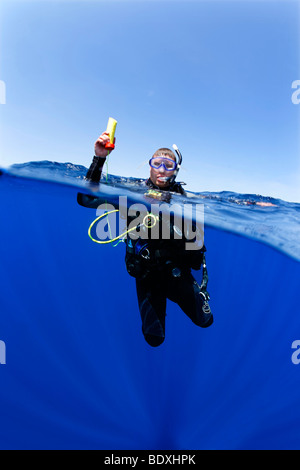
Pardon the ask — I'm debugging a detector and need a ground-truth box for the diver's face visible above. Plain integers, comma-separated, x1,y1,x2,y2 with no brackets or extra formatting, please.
149,155,176,189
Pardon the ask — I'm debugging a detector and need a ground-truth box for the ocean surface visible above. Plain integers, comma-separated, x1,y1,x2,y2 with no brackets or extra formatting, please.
0,160,300,450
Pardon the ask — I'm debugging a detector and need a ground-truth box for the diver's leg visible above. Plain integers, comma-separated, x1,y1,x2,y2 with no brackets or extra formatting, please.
136,277,167,347
167,271,213,328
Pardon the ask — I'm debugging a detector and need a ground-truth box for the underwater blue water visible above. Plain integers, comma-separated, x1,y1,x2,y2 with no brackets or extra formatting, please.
0,161,300,450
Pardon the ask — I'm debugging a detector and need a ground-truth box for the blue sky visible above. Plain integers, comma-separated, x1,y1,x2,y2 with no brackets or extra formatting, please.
0,0,299,202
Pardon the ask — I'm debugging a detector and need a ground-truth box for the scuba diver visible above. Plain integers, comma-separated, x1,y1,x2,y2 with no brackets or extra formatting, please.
77,130,213,347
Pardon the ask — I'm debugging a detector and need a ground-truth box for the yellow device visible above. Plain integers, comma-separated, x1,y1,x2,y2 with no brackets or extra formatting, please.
105,117,117,149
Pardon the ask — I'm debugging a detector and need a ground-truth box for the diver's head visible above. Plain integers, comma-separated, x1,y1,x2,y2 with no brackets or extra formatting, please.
149,148,177,189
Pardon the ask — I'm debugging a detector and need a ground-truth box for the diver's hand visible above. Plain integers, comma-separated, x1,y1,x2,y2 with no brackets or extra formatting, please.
94,131,116,158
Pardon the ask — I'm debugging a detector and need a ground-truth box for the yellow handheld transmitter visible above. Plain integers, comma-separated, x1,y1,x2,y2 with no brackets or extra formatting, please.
105,117,117,149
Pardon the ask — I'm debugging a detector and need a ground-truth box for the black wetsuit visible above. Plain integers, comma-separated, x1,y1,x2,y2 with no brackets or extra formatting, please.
78,155,213,347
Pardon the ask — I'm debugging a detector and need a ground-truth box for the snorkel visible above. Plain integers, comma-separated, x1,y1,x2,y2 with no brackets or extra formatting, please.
168,144,183,185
